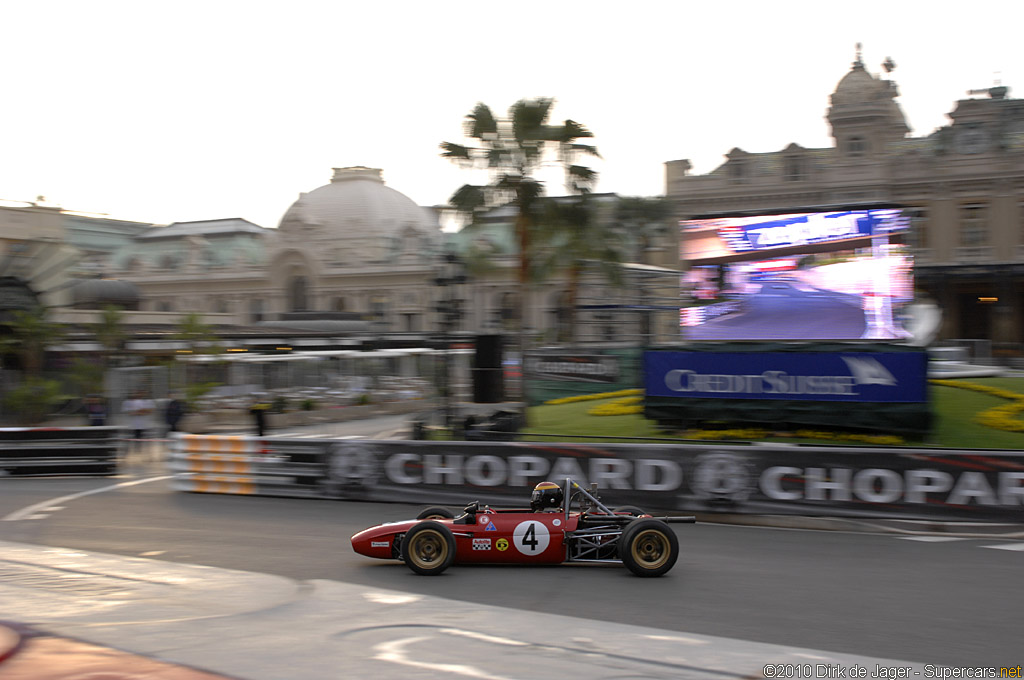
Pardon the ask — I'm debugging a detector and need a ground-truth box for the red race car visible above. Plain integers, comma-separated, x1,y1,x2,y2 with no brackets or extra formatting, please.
350,478,696,577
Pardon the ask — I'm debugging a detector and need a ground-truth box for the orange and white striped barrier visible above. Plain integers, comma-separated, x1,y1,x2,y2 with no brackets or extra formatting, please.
167,434,324,497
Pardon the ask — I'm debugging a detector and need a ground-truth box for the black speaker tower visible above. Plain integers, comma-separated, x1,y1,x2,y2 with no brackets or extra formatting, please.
472,335,504,403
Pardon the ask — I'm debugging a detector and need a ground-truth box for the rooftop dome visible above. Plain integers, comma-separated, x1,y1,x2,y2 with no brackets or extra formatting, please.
833,63,878,105
278,167,437,238
828,48,910,139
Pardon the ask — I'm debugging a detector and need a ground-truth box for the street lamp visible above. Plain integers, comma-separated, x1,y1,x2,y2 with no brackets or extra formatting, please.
433,251,468,432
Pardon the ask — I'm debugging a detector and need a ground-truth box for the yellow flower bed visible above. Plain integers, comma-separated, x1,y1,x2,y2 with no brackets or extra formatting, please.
687,428,770,440
587,396,643,416
930,379,1024,433
545,389,642,406
792,430,904,446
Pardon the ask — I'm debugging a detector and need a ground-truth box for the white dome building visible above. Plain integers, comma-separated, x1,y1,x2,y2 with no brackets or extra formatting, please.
268,167,442,326
115,167,446,335
279,166,439,265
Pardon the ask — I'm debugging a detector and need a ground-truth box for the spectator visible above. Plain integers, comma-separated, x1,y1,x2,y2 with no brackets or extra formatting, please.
123,391,154,456
164,393,185,436
250,397,270,437
85,394,107,426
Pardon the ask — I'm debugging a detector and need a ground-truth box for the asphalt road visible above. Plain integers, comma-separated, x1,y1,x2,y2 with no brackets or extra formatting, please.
689,281,866,340
1,465,1021,668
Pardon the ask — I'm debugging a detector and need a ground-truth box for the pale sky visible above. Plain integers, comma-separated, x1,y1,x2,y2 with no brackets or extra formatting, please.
1,0,1020,229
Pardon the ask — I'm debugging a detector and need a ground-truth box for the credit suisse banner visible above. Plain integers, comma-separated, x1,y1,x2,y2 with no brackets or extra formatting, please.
254,440,1024,522
644,350,928,403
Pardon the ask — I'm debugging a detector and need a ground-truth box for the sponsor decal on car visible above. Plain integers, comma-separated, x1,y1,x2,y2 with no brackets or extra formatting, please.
485,522,497,531
472,538,492,551
371,541,390,548
479,515,489,524
496,538,509,551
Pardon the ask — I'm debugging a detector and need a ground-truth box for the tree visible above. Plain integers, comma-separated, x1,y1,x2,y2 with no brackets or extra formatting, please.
614,197,677,343
174,312,223,409
0,306,67,424
0,306,64,377
533,197,624,343
441,99,600,408
95,305,127,370
615,197,673,266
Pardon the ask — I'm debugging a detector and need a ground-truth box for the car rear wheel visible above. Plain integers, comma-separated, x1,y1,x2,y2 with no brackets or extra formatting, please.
618,519,679,577
614,505,646,517
402,521,456,576
416,506,454,520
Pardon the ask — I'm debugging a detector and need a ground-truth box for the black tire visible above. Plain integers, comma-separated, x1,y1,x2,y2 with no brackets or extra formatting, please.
402,521,456,576
614,505,646,517
618,519,679,577
416,506,454,520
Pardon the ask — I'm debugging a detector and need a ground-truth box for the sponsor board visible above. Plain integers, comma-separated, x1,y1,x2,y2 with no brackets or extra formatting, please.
645,350,927,403
524,354,621,383
252,439,1024,521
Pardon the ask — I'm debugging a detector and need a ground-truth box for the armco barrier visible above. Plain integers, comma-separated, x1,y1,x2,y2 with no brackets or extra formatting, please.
0,426,122,476
168,434,324,496
168,439,1024,522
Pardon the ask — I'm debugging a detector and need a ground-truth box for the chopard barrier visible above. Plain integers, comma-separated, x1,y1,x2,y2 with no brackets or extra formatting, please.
169,437,1024,522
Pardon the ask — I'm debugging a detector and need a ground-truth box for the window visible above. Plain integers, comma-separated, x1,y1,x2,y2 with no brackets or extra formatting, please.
906,207,928,250
846,136,867,157
288,276,308,312
1020,198,1024,245
728,160,748,183
959,203,988,247
499,292,520,325
249,299,264,323
371,295,390,328
784,156,805,182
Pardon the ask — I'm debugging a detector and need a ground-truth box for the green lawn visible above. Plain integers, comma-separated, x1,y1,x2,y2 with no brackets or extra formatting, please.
517,377,1024,449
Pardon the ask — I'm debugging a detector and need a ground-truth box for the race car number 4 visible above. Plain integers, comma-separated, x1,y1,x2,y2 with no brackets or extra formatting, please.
512,520,550,555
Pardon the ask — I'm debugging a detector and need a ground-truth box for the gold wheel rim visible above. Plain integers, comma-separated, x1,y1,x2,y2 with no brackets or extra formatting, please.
630,529,669,569
409,529,448,569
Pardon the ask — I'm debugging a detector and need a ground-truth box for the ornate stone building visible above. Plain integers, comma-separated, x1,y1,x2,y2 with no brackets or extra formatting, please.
110,167,679,349
110,168,443,335
666,51,1024,349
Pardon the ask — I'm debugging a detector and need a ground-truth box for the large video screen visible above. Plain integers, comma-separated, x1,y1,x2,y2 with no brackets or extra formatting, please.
679,208,913,341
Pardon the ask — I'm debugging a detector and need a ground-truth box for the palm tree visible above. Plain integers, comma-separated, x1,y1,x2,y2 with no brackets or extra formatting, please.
174,312,223,408
95,305,127,366
0,306,64,377
615,197,673,266
441,99,599,411
614,197,679,343
534,196,624,344
0,306,67,424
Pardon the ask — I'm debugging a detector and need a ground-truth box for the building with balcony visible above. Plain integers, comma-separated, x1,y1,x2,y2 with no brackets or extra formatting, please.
666,50,1024,351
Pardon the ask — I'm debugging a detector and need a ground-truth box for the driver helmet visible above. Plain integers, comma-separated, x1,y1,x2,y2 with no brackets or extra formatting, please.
531,480,563,511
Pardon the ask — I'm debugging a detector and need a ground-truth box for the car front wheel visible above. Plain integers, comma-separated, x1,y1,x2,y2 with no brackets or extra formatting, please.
402,521,456,576
618,519,679,577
